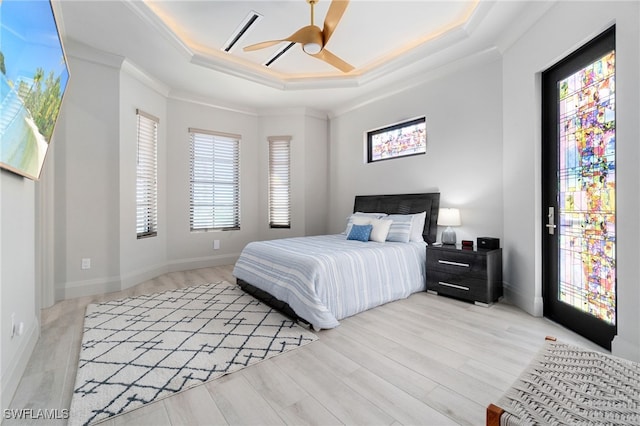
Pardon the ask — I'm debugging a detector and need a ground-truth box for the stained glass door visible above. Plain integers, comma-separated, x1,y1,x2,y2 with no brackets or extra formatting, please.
542,27,616,350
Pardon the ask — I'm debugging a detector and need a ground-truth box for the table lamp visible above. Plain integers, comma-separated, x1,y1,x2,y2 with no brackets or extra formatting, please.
437,208,461,245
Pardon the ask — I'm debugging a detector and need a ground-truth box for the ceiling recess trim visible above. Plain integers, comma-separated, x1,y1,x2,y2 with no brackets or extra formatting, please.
222,10,263,53
265,42,296,67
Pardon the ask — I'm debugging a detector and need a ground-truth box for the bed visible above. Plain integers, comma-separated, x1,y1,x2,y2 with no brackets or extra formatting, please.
233,193,440,330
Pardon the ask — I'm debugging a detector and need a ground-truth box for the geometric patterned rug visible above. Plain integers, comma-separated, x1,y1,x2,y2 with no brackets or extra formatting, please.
496,340,640,426
68,281,318,426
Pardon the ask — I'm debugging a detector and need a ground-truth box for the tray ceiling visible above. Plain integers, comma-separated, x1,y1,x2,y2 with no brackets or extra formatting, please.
55,1,552,112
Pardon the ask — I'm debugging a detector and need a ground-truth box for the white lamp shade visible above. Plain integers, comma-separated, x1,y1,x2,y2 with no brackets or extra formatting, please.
437,208,461,227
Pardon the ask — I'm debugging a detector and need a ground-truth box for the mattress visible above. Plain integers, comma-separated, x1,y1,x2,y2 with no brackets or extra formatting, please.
233,234,426,329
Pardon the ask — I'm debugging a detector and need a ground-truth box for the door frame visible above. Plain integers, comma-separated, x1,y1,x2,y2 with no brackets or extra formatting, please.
541,26,617,350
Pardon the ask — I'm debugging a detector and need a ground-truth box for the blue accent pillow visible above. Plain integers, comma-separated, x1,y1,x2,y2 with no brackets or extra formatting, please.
386,215,413,243
347,224,373,242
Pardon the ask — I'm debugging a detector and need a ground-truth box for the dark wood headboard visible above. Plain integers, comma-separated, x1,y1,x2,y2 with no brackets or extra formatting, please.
353,193,440,244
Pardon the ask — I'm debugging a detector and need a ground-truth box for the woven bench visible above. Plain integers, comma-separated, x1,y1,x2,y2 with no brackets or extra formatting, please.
487,337,640,425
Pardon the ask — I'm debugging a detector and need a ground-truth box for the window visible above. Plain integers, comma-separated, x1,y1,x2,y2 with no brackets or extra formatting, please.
366,116,426,163
189,128,240,231
268,136,291,228
136,109,158,238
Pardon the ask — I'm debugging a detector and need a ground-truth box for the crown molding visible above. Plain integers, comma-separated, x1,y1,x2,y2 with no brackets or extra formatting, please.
168,90,259,117
257,107,328,120
63,38,125,70
121,60,171,97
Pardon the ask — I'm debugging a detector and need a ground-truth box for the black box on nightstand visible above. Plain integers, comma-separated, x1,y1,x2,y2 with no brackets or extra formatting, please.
477,237,500,250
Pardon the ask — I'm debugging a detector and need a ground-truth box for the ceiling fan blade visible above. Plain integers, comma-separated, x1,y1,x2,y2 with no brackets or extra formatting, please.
244,26,320,52
311,49,354,73
243,40,287,52
322,0,349,45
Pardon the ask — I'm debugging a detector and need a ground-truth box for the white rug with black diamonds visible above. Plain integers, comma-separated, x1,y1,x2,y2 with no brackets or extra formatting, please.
69,281,318,426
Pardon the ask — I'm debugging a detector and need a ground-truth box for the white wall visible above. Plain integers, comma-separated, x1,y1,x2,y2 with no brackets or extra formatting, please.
328,54,504,244
502,1,640,360
0,172,39,410
304,112,330,236
165,98,260,271
118,66,168,288
257,108,329,241
54,48,122,299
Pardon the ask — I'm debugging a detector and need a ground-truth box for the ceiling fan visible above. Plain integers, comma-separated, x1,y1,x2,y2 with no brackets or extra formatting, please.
243,0,354,73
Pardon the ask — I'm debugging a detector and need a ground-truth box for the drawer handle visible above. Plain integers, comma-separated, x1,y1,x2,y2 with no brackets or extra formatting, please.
438,281,470,291
438,260,470,267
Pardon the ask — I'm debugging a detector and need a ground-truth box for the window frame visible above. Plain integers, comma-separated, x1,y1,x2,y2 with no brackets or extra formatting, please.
136,109,159,239
189,128,241,232
366,116,427,163
268,136,291,229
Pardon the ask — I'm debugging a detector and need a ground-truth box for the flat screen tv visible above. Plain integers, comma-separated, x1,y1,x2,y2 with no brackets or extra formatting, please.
367,116,426,163
0,0,69,180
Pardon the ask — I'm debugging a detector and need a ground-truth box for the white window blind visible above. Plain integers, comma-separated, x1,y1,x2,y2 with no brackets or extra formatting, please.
268,136,291,228
136,109,158,239
189,128,240,231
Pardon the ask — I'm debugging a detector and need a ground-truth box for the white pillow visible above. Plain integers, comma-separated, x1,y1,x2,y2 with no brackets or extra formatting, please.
410,211,427,242
369,218,393,243
344,215,371,235
343,212,387,234
355,211,387,217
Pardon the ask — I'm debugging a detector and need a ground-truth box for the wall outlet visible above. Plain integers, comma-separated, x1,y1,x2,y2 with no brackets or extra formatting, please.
213,240,220,250
81,258,91,269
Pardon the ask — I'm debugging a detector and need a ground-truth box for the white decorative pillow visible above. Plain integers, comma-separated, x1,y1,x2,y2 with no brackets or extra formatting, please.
386,215,413,243
369,218,393,243
410,211,427,242
343,212,387,234
355,212,387,217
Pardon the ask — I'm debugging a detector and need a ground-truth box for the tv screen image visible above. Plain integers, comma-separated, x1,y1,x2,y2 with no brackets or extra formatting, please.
0,0,69,180
367,116,426,163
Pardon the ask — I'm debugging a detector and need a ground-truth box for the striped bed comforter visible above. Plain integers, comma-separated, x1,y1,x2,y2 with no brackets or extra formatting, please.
232,234,426,329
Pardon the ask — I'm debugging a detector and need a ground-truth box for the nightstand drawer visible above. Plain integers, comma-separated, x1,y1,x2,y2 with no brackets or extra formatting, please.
427,250,486,275
427,270,487,292
427,272,495,304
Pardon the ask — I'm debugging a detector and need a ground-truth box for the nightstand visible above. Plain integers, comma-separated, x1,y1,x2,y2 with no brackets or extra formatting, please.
426,245,502,306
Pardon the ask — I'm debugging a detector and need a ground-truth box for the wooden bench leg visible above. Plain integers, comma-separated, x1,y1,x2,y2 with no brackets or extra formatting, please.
486,403,504,426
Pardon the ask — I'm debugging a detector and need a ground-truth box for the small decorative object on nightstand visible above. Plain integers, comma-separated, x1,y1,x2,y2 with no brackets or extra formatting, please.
426,244,502,306
437,208,461,245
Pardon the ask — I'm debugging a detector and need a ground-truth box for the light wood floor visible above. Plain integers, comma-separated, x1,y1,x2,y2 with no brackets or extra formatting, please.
8,265,604,426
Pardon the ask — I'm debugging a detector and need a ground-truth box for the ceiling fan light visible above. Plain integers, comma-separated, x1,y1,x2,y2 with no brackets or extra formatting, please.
303,42,322,54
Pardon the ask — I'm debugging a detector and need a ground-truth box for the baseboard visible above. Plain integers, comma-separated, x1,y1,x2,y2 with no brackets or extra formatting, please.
54,255,239,301
120,263,169,290
55,275,121,301
167,253,240,273
1,319,39,411
612,334,640,362
502,280,543,317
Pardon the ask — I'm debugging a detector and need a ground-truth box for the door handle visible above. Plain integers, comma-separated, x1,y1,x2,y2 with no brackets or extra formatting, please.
546,206,556,235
